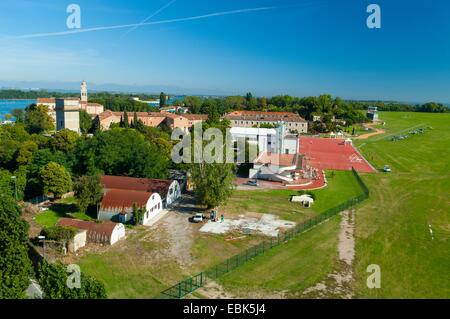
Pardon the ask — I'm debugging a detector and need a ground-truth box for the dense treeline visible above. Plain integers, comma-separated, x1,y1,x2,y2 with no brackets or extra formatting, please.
183,94,367,127
0,90,71,99
88,93,155,112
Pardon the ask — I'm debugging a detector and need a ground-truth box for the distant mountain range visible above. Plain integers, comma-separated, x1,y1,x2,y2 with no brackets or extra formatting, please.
0,80,231,97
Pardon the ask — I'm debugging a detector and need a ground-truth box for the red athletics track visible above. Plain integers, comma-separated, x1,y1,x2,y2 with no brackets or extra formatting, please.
299,137,376,173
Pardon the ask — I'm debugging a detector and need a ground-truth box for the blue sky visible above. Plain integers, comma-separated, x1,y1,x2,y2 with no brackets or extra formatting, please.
0,0,449,102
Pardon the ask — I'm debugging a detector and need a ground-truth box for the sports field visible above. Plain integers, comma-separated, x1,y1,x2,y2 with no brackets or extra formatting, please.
217,112,450,298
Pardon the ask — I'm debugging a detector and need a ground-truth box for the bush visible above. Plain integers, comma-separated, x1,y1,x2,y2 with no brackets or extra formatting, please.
37,261,107,299
41,226,77,242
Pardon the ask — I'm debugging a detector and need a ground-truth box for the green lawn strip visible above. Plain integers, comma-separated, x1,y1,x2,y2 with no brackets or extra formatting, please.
34,196,92,227
217,215,340,297
354,112,450,298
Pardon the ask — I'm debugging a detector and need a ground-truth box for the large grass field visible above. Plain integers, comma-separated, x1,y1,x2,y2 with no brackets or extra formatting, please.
217,112,450,298
353,112,450,298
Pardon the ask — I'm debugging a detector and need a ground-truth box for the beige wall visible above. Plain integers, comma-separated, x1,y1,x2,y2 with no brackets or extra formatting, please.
230,119,308,134
86,105,104,115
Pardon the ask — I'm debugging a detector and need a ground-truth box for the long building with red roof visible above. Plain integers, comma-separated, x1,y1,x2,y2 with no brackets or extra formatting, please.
98,175,181,225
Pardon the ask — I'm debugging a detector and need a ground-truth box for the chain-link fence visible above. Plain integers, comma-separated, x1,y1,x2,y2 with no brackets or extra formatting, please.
160,168,369,299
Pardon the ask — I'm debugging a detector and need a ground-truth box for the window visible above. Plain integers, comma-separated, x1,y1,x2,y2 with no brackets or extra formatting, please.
158,203,160,209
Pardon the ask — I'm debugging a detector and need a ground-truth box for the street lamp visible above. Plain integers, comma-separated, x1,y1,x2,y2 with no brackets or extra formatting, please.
10,176,17,201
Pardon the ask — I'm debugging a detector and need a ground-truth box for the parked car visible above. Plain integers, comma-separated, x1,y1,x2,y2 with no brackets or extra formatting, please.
246,180,259,187
383,165,392,172
192,213,206,223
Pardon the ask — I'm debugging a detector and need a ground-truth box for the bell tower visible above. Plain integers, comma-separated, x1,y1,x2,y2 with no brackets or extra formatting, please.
80,80,88,103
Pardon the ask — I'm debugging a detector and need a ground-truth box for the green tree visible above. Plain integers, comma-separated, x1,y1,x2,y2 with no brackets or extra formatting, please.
184,96,202,114
189,162,235,209
11,108,25,123
24,104,54,134
258,96,268,110
37,261,107,299
16,140,38,166
245,92,257,110
73,128,168,178
132,112,138,129
123,111,129,128
159,92,166,108
40,162,72,198
0,195,33,298
73,175,103,213
79,110,92,134
50,129,79,153
132,203,144,225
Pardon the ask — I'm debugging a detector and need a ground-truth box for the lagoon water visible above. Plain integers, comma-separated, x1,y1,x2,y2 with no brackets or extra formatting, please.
0,99,35,120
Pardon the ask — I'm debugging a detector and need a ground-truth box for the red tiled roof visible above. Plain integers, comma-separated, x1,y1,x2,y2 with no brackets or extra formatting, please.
57,218,117,238
37,98,55,104
183,114,208,120
101,175,174,198
100,189,153,211
97,111,207,123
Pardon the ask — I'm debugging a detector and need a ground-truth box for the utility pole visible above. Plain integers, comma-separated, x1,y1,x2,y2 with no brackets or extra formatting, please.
11,176,17,201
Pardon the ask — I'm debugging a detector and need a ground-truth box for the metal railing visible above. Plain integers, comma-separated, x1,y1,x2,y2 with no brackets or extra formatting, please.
160,168,369,299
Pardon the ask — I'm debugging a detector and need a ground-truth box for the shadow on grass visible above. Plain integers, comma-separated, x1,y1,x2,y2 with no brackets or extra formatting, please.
50,203,79,215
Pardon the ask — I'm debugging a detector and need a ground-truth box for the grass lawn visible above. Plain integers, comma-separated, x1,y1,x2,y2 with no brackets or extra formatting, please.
218,112,450,299
216,215,341,297
35,197,93,228
352,112,450,298
77,226,187,299
221,170,364,223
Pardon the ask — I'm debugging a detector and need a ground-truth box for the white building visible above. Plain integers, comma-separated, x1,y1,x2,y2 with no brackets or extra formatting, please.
229,122,300,156
98,189,163,226
100,175,181,209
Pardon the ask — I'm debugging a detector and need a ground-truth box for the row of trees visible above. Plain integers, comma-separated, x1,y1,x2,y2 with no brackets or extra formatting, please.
183,94,367,125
